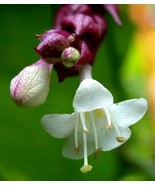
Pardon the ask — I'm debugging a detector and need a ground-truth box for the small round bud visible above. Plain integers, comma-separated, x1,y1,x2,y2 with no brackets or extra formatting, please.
61,47,80,67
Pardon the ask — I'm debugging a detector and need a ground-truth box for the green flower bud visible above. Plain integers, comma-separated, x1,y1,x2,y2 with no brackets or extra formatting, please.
61,47,80,67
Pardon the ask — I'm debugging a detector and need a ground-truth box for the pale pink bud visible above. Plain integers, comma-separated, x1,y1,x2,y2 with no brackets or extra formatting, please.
10,59,52,107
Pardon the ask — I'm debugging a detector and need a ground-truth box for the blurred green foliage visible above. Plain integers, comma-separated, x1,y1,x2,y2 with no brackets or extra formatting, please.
0,5,154,181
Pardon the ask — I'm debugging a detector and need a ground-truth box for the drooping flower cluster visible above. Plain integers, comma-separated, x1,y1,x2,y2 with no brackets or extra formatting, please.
10,5,121,107
10,5,148,174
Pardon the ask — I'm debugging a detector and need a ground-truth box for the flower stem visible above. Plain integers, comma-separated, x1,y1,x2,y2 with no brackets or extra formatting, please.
79,64,92,82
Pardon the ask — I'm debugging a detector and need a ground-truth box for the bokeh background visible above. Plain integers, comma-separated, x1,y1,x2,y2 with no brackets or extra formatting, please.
0,4,155,180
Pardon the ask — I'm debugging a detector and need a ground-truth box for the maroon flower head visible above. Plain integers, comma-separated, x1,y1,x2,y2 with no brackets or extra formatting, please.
35,4,122,82
52,6,108,81
61,13,106,41
54,5,93,29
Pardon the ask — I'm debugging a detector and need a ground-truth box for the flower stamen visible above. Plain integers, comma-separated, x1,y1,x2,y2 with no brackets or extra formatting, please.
103,108,127,142
80,112,89,133
74,145,81,153
80,131,92,173
94,148,102,160
103,108,113,129
90,112,99,150
80,112,92,173
83,131,88,166
112,123,127,142
116,136,126,143
74,119,79,149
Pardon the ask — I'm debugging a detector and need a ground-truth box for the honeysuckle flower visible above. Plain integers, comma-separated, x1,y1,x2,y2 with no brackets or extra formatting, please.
41,66,148,173
10,59,52,107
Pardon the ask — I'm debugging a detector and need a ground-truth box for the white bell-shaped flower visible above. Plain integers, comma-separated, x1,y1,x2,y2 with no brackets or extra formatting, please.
41,78,148,173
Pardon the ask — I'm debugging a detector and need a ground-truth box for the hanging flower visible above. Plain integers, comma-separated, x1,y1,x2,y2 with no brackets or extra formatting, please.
41,77,148,173
10,59,52,107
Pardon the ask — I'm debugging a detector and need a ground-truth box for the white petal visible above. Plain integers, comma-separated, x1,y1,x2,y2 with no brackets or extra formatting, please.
108,98,148,127
62,133,94,160
98,127,131,151
41,113,77,138
73,79,113,112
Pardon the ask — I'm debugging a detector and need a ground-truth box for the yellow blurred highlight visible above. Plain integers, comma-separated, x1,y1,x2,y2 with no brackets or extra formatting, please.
128,5,155,124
